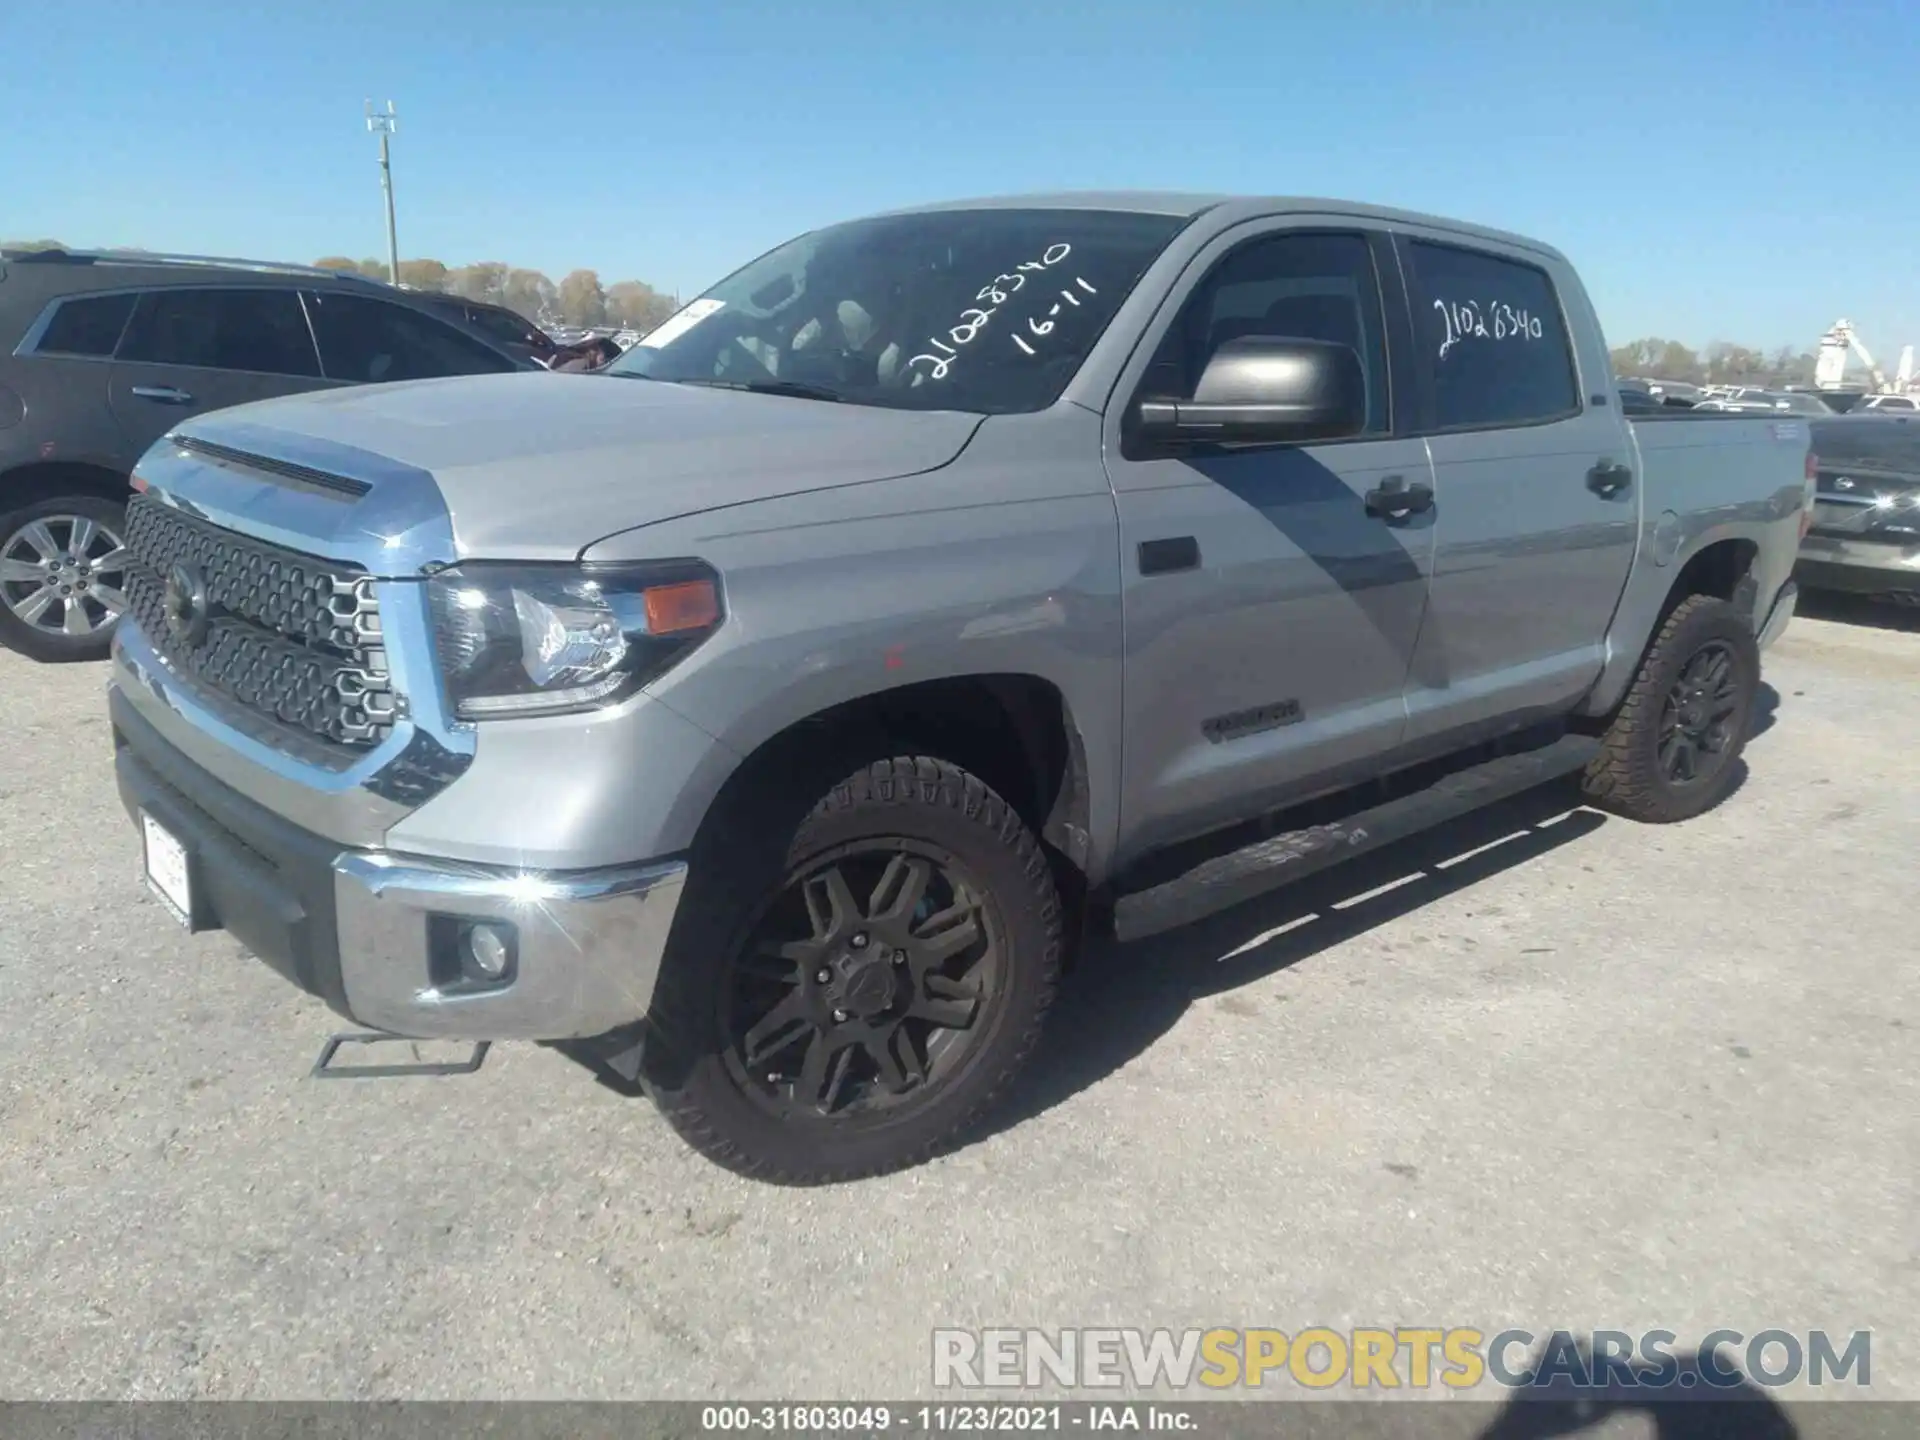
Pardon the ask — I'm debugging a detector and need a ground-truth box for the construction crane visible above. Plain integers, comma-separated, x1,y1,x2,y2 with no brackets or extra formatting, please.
1816,319,1916,394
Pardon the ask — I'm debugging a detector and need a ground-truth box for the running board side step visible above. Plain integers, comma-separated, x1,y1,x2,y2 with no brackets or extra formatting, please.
1112,733,1598,943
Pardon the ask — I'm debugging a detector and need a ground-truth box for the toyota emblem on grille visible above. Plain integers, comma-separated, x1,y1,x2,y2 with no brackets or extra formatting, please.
162,562,210,646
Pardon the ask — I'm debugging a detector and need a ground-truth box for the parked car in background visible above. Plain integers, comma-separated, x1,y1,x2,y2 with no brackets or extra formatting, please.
1858,393,1920,413
1648,379,1701,404
1762,391,1835,416
1618,383,1664,415
407,292,558,364
0,248,532,661
108,192,1810,1181
408,293,620,372
1696,390,1827,415
1797,412,1920,602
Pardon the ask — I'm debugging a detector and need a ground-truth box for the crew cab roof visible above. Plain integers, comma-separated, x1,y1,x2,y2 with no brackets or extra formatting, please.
867,191,1569,264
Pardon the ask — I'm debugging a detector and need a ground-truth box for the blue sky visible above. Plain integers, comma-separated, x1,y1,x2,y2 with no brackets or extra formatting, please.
6,0,1915,356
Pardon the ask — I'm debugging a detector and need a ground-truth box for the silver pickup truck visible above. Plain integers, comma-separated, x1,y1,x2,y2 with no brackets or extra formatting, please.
108,194,1812,1183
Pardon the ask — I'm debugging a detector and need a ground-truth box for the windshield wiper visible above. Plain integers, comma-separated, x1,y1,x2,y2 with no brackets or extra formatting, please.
672,377,846,403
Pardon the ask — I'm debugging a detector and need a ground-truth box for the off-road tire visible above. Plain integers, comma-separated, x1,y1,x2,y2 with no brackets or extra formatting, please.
645,755,1063,1185
1581,594,1759,823
0,495,129,663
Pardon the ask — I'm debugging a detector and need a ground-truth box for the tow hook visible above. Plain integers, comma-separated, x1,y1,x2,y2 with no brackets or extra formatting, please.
310,1032,491,1079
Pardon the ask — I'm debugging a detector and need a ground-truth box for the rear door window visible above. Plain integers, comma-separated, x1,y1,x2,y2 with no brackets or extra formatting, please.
33,292,137,357
304,293,517,382
118,288,321,377
1404,241,1580,430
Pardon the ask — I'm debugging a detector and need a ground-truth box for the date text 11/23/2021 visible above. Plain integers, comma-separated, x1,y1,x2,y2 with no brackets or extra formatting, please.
909,244,1098,380
699,1404,1200,1432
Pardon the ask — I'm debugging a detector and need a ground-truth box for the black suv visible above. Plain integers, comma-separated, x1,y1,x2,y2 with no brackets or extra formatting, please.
0,249,530,661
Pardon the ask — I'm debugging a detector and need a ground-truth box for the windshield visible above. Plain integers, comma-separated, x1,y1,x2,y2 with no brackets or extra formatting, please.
608,207,1188,413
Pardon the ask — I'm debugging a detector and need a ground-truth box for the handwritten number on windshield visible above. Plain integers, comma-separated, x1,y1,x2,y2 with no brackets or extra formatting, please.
977,274,1024,305
910,243,1079,381
951,309,993,346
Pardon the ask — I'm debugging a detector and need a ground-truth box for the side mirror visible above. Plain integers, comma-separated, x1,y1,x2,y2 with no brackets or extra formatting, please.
1135,336,1367,446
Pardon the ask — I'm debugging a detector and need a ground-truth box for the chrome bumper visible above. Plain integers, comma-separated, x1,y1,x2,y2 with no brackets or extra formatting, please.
333,852,687,1040
111,674,687,1043
1796,530,1920,586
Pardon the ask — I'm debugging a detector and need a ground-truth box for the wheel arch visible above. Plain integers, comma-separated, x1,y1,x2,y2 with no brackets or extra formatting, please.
689,671,1096,884
1586,528,1767,720
0,459,134,509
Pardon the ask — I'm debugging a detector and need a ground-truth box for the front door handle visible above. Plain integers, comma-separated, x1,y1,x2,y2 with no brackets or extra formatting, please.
1364,475,1434,521
1588,460,1633,498
129,385,194,405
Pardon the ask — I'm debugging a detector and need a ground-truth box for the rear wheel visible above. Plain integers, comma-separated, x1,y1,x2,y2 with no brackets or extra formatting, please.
1581,594,1759,823
646,756,1062,1184
0,496,131,662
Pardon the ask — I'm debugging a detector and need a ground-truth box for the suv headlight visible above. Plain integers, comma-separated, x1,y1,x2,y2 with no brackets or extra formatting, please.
426,561,722,719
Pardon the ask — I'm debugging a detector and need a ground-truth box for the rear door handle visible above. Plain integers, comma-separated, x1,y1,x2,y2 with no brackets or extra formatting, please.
130,385,194,405
1588,460,1633,497
1364,475,1434,520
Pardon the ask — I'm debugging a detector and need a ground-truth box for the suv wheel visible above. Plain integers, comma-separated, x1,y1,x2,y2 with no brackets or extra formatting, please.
647,756,1062,1184
0,496,131,663
1581,593,1760,823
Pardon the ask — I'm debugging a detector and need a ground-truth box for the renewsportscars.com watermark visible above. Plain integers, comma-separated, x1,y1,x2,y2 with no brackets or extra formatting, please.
932,1327,1872,1392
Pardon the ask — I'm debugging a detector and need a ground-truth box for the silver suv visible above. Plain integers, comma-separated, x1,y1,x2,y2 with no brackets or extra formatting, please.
0,249,527,661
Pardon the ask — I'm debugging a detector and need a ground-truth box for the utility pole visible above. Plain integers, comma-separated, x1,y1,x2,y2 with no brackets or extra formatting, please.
364,100,400,284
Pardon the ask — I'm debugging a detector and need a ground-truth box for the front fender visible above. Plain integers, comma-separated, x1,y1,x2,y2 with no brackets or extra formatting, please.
589,414,1125,878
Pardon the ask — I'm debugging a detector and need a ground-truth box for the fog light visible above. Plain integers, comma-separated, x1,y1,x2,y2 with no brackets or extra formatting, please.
461,922,513,981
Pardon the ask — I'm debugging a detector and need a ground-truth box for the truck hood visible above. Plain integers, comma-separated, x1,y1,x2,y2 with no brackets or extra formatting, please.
174,372,983,561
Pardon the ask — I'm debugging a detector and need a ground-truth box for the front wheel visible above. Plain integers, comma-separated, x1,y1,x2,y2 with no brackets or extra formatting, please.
1581,593,1760,823
646,756,1062,1184
0,495,131,662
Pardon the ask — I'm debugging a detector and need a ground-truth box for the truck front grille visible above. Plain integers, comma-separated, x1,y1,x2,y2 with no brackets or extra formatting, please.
123,495,397,748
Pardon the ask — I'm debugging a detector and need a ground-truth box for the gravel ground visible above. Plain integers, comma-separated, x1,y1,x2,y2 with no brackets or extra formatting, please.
0,596,1914,1405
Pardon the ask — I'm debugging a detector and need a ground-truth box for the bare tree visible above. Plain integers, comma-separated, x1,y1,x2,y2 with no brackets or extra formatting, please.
1609,337,1704,382
605,280,678,333
396,258,449,291
500,268,557,322
557,269,609,327
444,262,510,303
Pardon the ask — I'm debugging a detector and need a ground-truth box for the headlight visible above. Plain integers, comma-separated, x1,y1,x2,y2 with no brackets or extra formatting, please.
426,561,722,719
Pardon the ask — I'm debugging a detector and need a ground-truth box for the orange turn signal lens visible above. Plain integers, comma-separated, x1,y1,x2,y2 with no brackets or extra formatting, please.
642,578,720,635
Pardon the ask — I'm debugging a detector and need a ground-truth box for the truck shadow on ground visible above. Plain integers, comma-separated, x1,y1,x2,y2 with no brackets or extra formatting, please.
991,779,1614,1136
1797,589,1920,633
994,741,1756,1139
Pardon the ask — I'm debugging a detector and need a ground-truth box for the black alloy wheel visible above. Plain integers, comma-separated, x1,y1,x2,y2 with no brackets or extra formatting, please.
722,842,999,1118
1657,640,1741,786
1582,593,1759,824
645,755,1063,1184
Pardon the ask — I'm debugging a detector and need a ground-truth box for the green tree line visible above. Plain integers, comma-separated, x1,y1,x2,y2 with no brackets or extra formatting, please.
1609,337,1821,388
311,256,676,332
1,239,675,334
